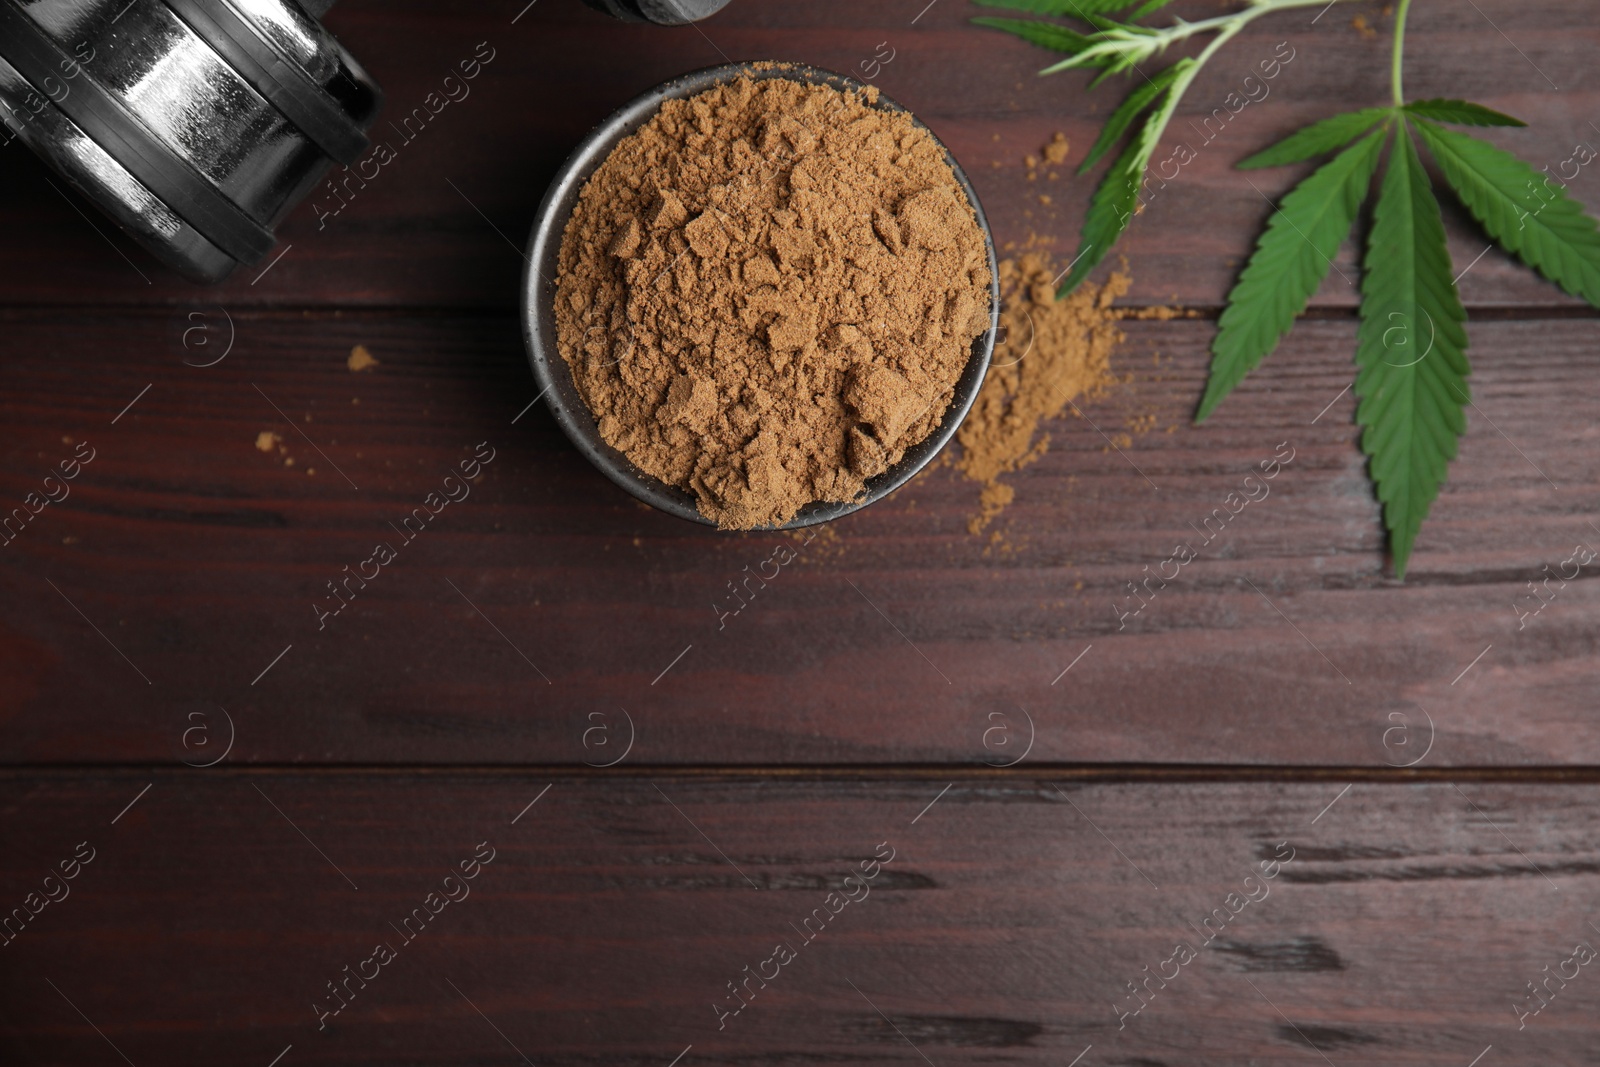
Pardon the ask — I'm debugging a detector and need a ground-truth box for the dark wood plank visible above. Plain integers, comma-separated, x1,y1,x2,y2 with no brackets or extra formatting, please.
2,311,1593,765
0,0,1594,308
1,771,1596,1066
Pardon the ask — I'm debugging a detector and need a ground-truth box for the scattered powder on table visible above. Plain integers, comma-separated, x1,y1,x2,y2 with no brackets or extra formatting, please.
554,74,992,530
347,344,379,372
955,252,1130,535
786,521,844,562
1026,134,1069,181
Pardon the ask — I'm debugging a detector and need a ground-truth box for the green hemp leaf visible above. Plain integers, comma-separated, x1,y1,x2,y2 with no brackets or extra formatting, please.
1199,126,1385,422
1236,108,1391,170
1412,115,1600,305
1353,124,1469,577
975,0,1600,577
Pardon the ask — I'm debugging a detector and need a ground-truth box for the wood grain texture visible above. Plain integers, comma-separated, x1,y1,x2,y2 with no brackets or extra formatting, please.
0,0,1595,309
3,1,1598,1064
2,772,1597,1066
1,312,1593,766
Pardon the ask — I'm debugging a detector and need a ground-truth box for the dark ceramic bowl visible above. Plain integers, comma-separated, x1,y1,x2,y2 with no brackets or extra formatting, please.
520,61,999,529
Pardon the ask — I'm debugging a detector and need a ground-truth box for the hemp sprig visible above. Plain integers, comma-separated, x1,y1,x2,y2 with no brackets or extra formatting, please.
977,0,1600,577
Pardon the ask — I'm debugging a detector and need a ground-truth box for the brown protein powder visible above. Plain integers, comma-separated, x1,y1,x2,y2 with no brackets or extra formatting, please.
957,253,1128,535
554,74,992,529
955,251,1190,536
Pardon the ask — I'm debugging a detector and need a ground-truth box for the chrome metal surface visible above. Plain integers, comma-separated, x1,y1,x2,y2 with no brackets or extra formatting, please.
0,51,236,279
227,0,323,72
0,0,380,282
581,0,732,24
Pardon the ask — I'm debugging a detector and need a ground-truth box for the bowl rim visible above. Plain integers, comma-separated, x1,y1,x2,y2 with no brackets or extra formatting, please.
520,60,1000,530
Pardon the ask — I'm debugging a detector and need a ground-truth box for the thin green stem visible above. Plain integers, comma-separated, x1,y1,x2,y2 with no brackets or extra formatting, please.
1166,0,1346,40
1391,0,1414,105
1132,0,1336,149
1140,21,1243,152
1042,0,1347,75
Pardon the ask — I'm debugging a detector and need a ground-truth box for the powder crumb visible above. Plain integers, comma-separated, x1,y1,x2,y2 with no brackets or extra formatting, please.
1352,13,1377,38
955,252,1136,535
1024,154,1038,169
348,345,379,372
787,522,844,561
255,431,282,453
284,456,295,467
307,468,316,476
1123,304,1199,321
984,525,1025,558
555,74,991,530
1042,132,1069,165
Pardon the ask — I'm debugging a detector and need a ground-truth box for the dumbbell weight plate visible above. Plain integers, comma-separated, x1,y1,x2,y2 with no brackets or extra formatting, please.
581,0,732,25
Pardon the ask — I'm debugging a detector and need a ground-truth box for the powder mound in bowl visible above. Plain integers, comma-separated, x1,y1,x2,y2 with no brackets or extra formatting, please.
554,74,993,530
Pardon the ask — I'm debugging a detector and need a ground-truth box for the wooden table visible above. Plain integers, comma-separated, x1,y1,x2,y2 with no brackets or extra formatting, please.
2,1,1597,1063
